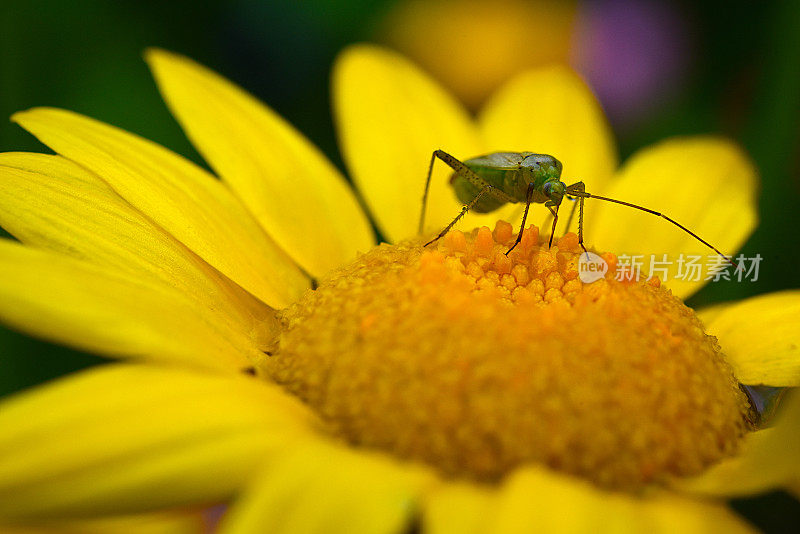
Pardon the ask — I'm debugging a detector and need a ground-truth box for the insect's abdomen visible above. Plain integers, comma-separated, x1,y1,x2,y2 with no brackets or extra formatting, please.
451,171,508,213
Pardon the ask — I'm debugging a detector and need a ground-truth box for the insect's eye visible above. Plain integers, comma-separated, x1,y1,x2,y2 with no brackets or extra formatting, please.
544,181,566,201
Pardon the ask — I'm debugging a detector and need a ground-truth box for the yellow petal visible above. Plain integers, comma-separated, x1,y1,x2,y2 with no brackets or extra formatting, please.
422,482,495,534
0,240,254,370
679,391,800,497
145,49,374,278
700,291,800,386
695,301,729,326
219,440,433,534
1,510,205,533
635,494,756,533
12,108,309,308
493,467,754,533
786,478,800,500
333,44,483,242
0,152,278,353
587,136,758,300
0,364,317,522
479,66,618,193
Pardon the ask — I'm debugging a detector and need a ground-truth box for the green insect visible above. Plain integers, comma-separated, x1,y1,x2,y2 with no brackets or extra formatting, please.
418,149,735,265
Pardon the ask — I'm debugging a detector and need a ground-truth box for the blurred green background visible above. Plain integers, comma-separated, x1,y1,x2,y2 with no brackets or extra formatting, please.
1,0,798,530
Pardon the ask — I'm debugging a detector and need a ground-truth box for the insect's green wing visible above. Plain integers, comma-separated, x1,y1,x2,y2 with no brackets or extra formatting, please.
463,152,532,171
449,152,527,212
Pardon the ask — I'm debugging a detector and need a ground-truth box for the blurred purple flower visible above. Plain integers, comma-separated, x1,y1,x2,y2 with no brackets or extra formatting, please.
572,0,693,128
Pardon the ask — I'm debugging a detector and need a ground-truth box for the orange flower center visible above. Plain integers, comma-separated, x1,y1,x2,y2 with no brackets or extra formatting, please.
264,222,753,490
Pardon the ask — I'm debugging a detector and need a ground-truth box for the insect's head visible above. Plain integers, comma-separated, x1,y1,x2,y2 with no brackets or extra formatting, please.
543,181,567,205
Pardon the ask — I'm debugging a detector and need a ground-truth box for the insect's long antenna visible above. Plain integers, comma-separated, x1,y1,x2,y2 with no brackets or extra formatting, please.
570,189,738,269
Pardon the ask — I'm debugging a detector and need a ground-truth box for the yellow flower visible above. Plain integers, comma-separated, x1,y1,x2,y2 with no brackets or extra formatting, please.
378,0,576,109
0,44,797,532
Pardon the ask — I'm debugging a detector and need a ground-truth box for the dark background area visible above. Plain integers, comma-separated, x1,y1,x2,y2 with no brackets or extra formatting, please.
1,0,798,530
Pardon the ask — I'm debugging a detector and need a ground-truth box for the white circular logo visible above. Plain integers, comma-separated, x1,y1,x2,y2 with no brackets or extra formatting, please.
578,252,608,283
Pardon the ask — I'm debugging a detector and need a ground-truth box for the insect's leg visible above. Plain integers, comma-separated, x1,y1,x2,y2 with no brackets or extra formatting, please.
505,183,535,255
418,151,438,235
422,150,517,247
424,182,497,247
545,201,559,248
562,196,579,236
566,181,589,257
419,149,515,235
432,150,517,203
